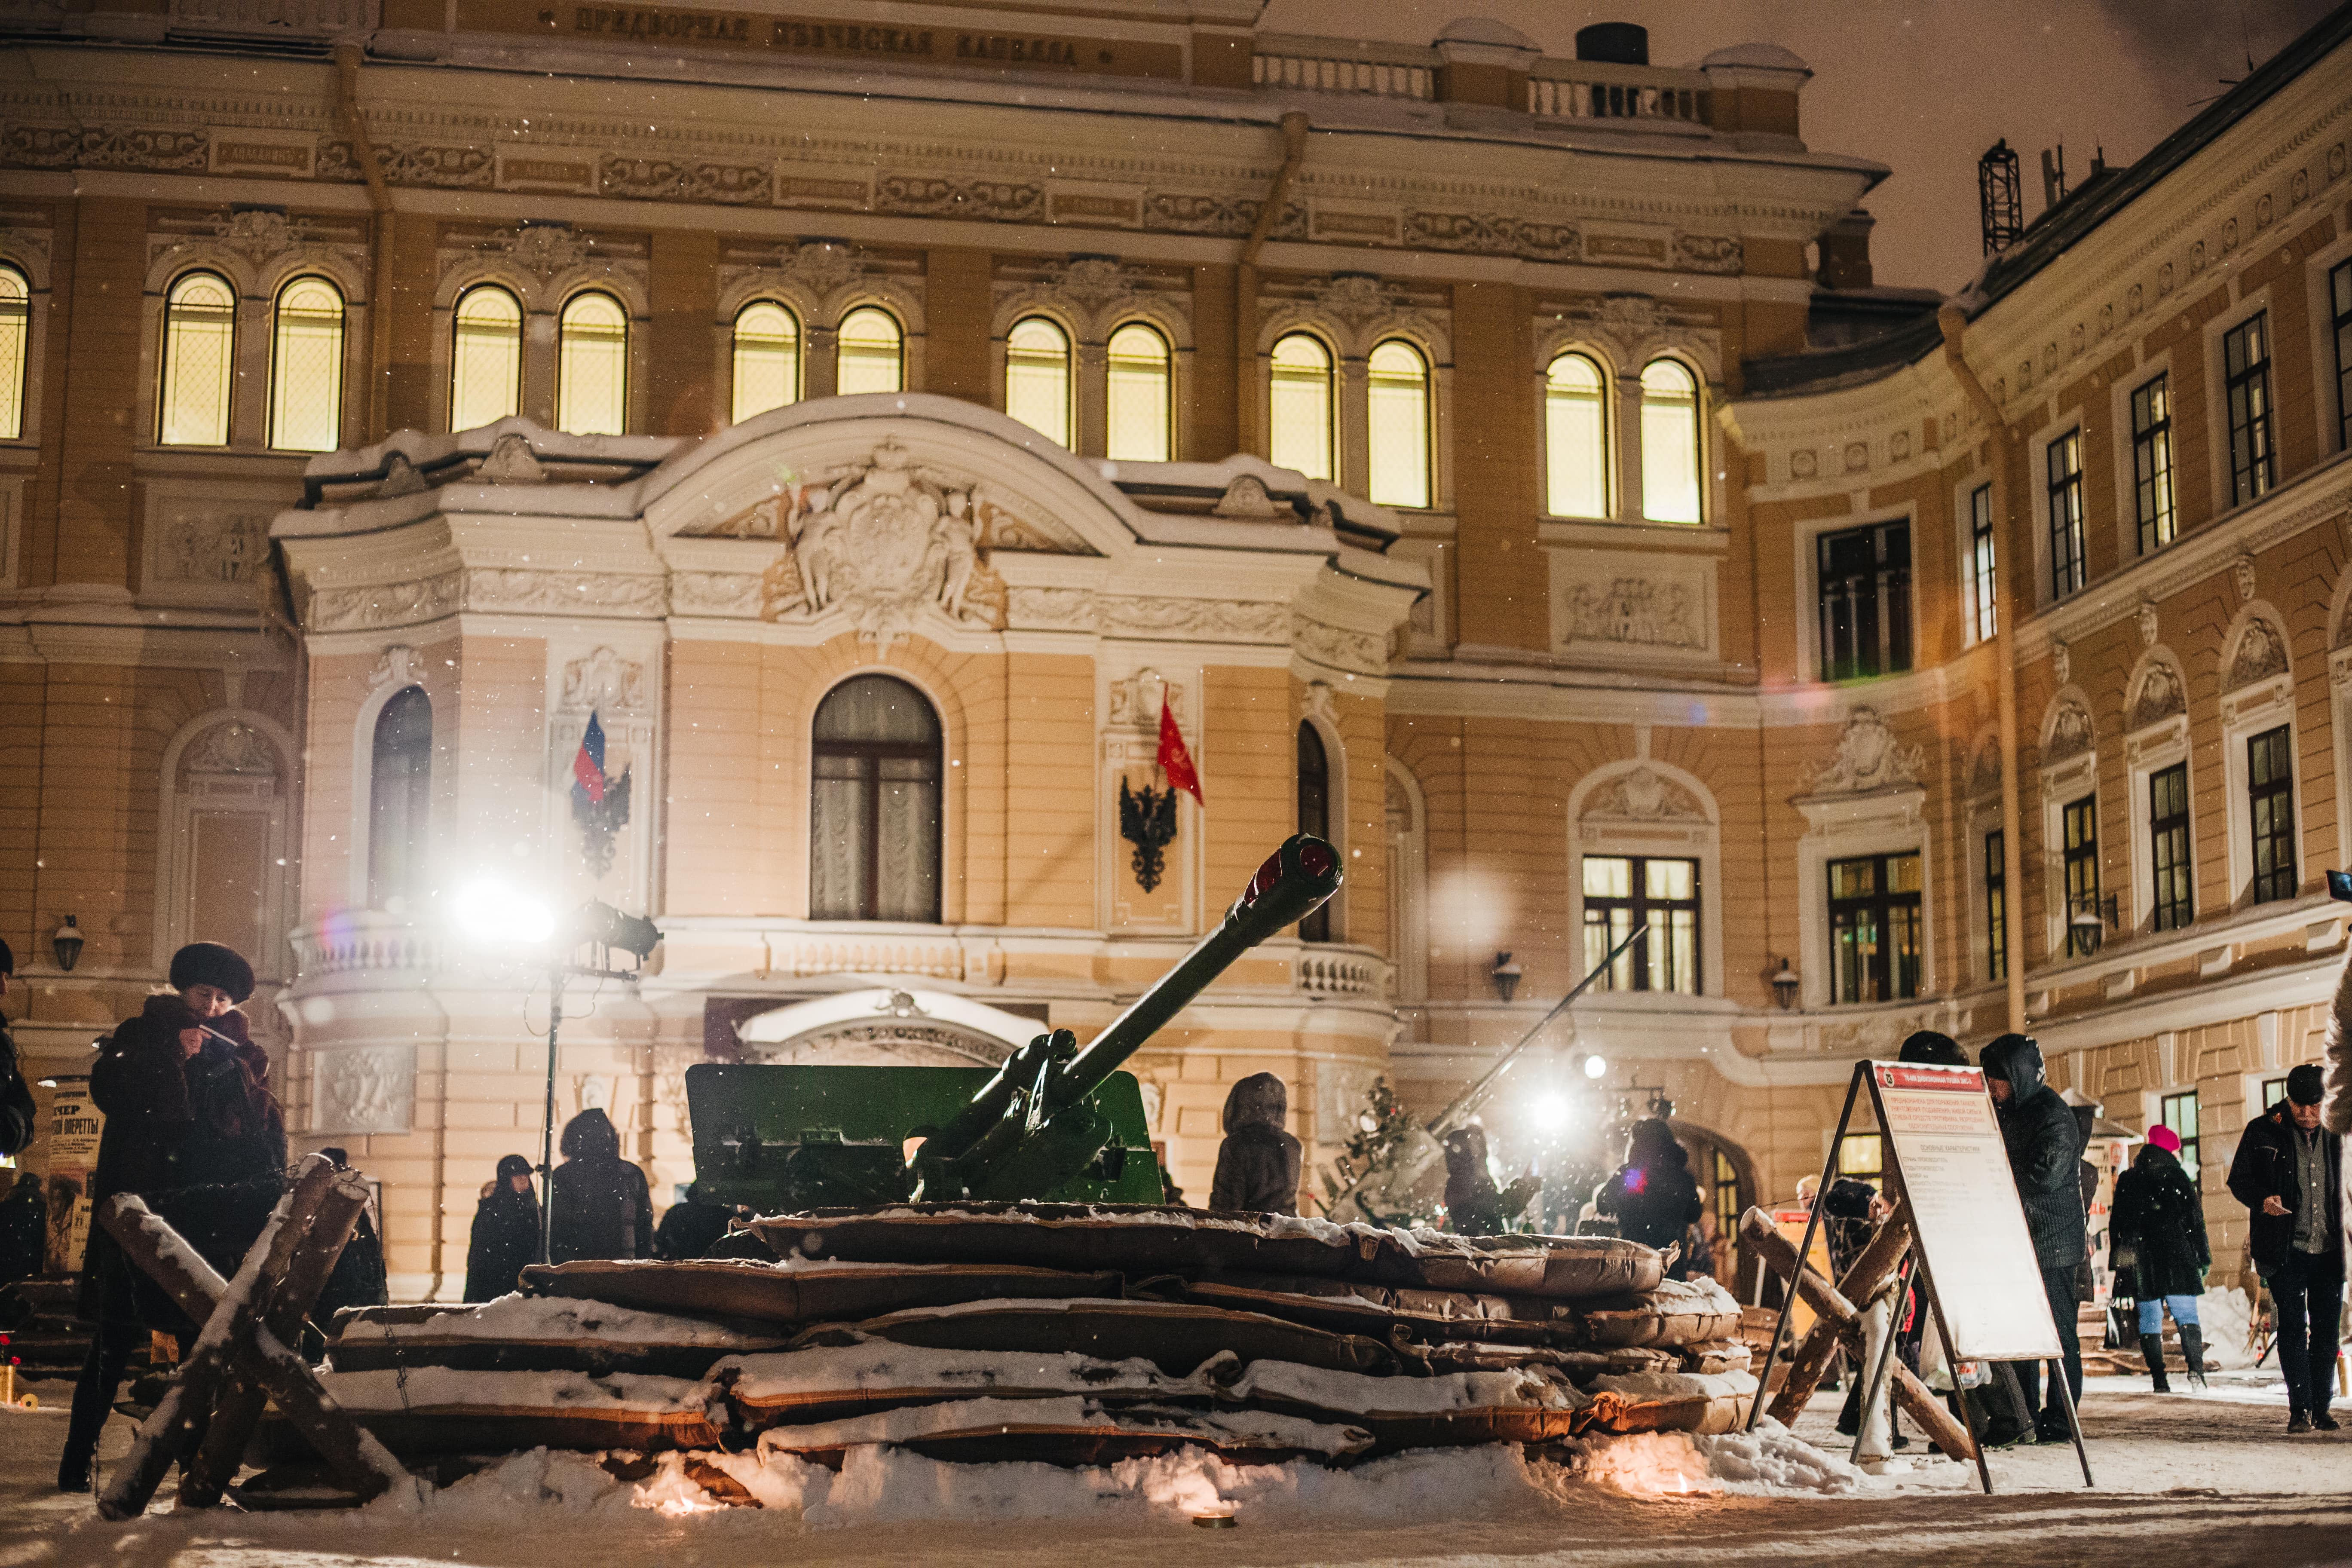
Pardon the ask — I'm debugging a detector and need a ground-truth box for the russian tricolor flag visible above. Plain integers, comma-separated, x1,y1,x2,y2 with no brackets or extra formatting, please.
573,712,608,805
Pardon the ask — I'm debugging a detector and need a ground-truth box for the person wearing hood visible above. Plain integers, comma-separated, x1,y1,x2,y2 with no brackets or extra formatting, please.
654,1180,743,1261
1592,1118,1705,1277
61,942,284,1493
1980,1032,2089,1445
2110,1123,2210,1393
465,1154,542,1301
2227,1062,2342,1432
548,1109,655,1265
0,938,34,1160
1209,1073,1302,1214
1441,1124,1540,1236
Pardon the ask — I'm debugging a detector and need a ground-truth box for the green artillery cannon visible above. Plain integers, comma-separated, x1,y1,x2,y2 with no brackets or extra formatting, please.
686,834,1343,1213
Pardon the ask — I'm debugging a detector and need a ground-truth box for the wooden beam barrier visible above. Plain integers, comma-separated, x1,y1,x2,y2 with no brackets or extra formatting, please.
1740,1208,1974,1463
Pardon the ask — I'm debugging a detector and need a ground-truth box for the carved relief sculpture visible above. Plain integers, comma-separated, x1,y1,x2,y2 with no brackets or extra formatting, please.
2129,662,2187,729
1560,578,1700,648
2227,617,2289,689
2043,698,2095,764
1583,766,1707,822
1804,707,1927,795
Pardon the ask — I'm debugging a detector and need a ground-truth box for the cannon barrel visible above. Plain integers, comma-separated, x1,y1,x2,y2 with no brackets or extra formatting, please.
916,834,1342,1188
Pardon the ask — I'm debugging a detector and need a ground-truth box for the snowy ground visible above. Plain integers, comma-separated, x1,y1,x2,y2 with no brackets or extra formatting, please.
3,1366,2350,1567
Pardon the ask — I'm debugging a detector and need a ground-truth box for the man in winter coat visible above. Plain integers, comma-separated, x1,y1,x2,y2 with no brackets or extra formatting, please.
465,1154,542,1301
61,942,284,1492
0,1169,46,1288
2110,1123,2211,1392
548,1109,655,1264
1980,1032,2088,1444
2227,1062,2342,1432
1592,1118,1705,1277
0,939,35,1159
654,1180,744,1261
1209,1073,1302,1214
1440,1124,1541,1236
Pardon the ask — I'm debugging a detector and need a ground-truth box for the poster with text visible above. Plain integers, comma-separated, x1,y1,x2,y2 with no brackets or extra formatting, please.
1869,1060,2062,1361
42,1076,102,1277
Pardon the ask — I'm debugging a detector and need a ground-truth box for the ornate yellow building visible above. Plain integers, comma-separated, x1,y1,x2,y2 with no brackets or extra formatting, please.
4,0,2350,1297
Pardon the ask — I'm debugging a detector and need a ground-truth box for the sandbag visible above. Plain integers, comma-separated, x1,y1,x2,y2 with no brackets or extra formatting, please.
329,1293,786,1378
519,1257,1123,1324
316,1366,722,1453
789,1295,1396,1377
1576,1277,1744,1349
747,1396,1372,1466
1175,1280,1556,1348
747,1204,1660,1299
715,1342,1219,1427
1582,1369,1758,1436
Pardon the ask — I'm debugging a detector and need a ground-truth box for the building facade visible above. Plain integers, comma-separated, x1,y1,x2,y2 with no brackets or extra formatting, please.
3,0,2348,1298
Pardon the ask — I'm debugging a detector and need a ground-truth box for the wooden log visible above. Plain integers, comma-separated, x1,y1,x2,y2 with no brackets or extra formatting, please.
182,1170,369,1507
98,1176,309,1520
1739,1210,1972,1461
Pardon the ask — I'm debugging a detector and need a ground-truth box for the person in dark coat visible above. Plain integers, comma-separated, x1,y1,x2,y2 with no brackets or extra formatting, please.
61,943,283,1492
0,938,35,1160
465,1154,542,1301
1592,1118,1704,1277
307,1148,389,1333
2110,1123,2210,1392
1440,1124,1540,1236
547,1109,654,1264
1208,1073,1302,1215
0,1169,46,1288
653,1181,742,1261
1980,1032,2088,1444
2226,1063,2343,1432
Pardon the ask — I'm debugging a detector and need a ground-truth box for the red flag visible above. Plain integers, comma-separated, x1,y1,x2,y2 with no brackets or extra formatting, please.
1157,696,1204,806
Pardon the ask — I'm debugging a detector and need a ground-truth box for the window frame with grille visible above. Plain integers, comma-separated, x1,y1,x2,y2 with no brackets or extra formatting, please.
1825,851,1923,1004
2159,1090,2200,1176
367,686,432,913
729,299,802,423
1985,828,2008,983
1543,349,1610,520
2223,310,2276,506
159,270,238,447
1965,482,1998,644
1579,853,1702,995
2333,258,2352,454
266,275,346,453
1105,320,1172,462
808,675,943,924
2130,373,2176,554
0,261,31,442
1816,518,1911,682
2247,723,2297,904
2046,427,2087,599
2149,761,2193,932
2062,793,2101,958
1296,721,1333,943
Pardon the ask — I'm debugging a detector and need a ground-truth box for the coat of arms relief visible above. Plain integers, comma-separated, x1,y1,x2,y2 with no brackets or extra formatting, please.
686,437,1087,648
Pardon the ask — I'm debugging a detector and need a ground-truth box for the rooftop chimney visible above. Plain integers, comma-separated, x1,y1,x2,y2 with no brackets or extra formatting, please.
1817,210,1875,291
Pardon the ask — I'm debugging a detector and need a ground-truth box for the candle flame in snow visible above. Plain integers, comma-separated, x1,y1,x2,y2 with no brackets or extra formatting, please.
1578,1432,1721,1498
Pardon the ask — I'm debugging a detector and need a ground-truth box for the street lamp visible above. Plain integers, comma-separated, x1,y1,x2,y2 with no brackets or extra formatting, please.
50,916,83,972
1490,951,1522,1004
1770,957,1800,1011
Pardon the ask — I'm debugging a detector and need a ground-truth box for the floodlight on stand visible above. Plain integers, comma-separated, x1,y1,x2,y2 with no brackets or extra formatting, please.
50,916,83,973
1490,951,1522,1004
452,879,555,946
573,899,662,964
1531,1091,1571,1130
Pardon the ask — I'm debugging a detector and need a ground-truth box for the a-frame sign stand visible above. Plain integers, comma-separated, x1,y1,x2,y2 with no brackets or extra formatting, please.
1745,1059,2092,1496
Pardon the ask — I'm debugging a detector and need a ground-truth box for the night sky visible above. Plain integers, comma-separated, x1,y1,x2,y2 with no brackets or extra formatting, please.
1260,0,2341,292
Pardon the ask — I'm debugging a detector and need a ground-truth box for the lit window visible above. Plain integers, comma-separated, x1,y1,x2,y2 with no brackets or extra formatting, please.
2332,259,2352,453
2159,1090,2200,1176
557,291,628,436
450,285,522,431
1269,333,1334,481
2047,428,2086,597
1639,358,1702,524
0,264,27,441
2150,762,2192,933
1966,483,1998,643
2062,793,2100,958
1827,851,1922,1003
837,306,903,395
2131,374,2176,554
1366,338,1430,509
267,276,345,453
368,686,432,913
2248,724,2296,903
1984,829,2007,982
1106,322,1171,461
810,675,941,922
1545,351,1608,518
159,271,236,447
1837,1134,1883,1188
730,300,799,423
1297,721,1332,943
2223,311,2275,505
1004,315,1072,447
1582,854,1701,994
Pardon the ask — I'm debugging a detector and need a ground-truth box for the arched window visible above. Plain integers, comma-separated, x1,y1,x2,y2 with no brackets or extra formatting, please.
810,675,941,922
557,291,628,436
1545,351,1608,518
1366,338,1430,509
159,271,236,447
1269,332,1335,481
268,276,345,453
837,306,903,395
0,263,28,441
1297,721,1332,943
368,686,432,913
730,300,800,423
1640,358,1703,524
1005,316,1072,446
450,284,522,431
1106,322,1171,462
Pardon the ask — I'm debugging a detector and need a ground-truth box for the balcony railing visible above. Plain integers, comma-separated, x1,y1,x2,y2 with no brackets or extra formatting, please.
1252,35,1435,101
1527,63,1711,126
1296,946,1389,1000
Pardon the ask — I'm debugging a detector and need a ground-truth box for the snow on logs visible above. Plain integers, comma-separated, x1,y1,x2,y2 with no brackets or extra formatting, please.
316,1204,1750,1482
